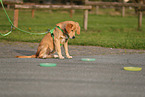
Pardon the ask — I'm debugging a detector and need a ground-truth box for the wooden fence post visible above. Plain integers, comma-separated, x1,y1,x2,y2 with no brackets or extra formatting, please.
96,6,99,15
138,10,142,30
138,0,143,30
122,6,125,17
7,4,10,9
32,9,35,18
70,9,73,18
84,9,88,31
13,9,19,28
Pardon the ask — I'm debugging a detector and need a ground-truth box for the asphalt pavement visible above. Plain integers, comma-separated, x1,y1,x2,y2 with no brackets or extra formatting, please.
0,42,145,97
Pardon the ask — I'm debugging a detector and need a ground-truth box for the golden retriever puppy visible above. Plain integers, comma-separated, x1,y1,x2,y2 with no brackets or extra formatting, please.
16,21,80,59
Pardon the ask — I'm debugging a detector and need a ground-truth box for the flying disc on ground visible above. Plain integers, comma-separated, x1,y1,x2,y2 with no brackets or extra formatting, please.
123,67,142,71
81,58,96,61
40,63,56,67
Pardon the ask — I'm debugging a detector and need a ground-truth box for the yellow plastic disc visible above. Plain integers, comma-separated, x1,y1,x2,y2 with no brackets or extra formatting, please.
123,67,142,71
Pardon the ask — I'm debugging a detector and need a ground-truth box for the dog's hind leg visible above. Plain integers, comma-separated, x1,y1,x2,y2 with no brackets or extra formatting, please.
37,47,58,59
48,51,59,58
37,47,49,58
45,54,58,58
38,54,58,59
48,46,59,58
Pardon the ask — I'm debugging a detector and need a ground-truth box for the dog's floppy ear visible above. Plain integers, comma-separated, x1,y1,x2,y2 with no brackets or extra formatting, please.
65,23,73,33
76,22,80,35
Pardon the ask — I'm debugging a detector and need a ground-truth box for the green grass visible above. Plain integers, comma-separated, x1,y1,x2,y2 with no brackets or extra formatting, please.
0,9,145,49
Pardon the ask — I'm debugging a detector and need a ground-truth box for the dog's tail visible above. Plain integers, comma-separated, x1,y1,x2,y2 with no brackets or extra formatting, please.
16,55,36,58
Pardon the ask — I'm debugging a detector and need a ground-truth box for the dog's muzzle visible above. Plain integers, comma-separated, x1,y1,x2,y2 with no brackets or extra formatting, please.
72,36,75,39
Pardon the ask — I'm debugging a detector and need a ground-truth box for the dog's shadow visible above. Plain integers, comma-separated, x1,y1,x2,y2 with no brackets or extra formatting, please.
14,49,36,56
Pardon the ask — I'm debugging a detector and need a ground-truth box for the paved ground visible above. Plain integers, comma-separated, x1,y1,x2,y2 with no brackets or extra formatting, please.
0,42,145,97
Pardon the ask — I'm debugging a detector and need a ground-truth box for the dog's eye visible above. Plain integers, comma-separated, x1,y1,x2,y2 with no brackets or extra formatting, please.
71,30,73,32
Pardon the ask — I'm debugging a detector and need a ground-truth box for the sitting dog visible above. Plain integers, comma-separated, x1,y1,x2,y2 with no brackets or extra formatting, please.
16,21,80,59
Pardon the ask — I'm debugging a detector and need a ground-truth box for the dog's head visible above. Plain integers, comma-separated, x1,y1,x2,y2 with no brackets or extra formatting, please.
65,22,80,39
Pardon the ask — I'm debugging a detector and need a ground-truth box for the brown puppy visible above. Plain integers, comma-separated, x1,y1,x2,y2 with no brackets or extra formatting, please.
16,21,80,59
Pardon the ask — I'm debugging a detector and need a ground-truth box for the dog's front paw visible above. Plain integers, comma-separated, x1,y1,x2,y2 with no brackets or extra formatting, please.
53,55,59,58
59,56,64,59
67,55,73,59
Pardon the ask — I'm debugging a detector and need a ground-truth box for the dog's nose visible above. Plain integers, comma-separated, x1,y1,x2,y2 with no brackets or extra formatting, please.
72,36,75,39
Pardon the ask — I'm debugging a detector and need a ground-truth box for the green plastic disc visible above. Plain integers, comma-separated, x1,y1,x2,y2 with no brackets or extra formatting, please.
81,58,96,61
123,67,142,71
40,63,56,67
